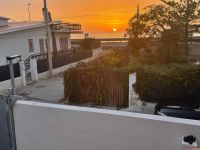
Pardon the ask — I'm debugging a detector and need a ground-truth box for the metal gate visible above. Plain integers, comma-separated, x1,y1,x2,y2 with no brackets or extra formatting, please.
24,53,48,83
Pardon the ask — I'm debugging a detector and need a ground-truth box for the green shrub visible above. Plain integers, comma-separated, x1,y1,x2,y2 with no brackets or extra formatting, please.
135,63,200,103
102,48,130,68
63,59,129,108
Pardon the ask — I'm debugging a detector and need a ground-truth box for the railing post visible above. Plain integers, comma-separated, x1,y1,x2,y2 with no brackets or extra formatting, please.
8,59,16,95
30,58,39,81
19,61,26,86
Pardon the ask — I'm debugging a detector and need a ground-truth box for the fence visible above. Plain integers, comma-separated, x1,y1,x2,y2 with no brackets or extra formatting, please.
102,70,129,107
0,63,20,82
37,49,92,74
64,67,129,108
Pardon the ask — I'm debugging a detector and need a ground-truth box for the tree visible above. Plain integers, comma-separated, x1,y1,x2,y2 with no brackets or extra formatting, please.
127,4,182,38
161,0,200,54
127,0,200,62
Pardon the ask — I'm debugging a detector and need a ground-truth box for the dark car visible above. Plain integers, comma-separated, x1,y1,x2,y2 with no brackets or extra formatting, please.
154,102,200,120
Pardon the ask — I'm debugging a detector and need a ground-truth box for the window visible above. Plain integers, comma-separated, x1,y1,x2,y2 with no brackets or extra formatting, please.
28,39,34,52
39,39,45,53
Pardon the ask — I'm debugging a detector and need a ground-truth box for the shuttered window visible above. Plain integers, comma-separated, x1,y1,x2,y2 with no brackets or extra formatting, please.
39,39,45,53
28,39,34,52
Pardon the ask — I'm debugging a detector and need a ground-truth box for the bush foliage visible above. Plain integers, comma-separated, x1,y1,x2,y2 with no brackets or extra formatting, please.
63,52,129,107
63,46,200,104
134,63,200,103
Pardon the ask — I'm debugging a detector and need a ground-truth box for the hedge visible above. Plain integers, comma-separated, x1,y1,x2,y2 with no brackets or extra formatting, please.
135,63,200,104
63,62,129,108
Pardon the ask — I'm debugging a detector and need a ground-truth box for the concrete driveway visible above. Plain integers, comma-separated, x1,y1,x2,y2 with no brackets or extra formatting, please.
16,48,105,103
17,74,64,103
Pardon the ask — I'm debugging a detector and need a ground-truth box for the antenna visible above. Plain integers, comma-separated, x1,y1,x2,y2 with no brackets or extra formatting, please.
28,3,31,21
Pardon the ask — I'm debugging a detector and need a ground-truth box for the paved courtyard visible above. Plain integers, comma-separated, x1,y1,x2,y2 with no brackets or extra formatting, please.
17,74,64,103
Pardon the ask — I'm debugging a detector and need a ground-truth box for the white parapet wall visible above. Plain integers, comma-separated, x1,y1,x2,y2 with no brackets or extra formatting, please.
14,100,200,150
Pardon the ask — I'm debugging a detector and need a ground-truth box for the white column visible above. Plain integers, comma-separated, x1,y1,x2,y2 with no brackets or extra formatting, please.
129,73,138,109
30,58,39,81
19,61,26,86
68,34,72,49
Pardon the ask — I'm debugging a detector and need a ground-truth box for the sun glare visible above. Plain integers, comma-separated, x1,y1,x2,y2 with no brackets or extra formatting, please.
113,28,117,32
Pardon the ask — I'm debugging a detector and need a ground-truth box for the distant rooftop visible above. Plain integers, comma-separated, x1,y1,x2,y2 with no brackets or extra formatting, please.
0,16,9,20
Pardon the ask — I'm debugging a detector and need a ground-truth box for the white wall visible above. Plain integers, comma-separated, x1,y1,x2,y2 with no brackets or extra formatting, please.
14,101,200,150
0,19,8,27
0,27,46,65
0,28,73,66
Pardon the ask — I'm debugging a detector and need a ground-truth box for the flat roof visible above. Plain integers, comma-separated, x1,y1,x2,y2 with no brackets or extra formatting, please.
0,21,45,35
0,21,82,35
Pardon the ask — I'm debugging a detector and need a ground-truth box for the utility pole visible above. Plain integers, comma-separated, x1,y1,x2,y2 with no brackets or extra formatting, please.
28,3,31,21
43,0,53,78
136,4,140,39
185,0,189,55
137,4,140,22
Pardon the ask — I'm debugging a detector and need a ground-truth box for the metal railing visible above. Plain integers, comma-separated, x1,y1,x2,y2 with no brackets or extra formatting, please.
24,48,84,63
51,22,81,32
24,53,47,64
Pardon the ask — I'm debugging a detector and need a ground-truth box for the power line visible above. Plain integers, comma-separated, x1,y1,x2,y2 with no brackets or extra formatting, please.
6,7,146,22
53,8,146,20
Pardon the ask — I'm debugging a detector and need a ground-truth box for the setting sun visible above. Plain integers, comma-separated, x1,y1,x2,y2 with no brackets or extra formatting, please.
113,28,117,32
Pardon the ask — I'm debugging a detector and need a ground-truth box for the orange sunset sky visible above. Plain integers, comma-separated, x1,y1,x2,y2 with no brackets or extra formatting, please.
1,0,160,37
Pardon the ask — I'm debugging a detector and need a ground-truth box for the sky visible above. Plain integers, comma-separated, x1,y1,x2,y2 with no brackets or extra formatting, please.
0,0,160,38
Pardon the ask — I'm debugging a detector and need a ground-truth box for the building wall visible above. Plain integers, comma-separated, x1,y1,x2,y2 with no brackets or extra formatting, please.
54,32,71,51
0,19,8,27
0,27,47,65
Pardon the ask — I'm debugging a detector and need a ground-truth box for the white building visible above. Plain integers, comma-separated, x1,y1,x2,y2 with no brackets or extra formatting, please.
0,16,82,65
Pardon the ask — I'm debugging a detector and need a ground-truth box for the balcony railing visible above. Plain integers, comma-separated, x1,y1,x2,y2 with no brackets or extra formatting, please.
51,21,81,32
